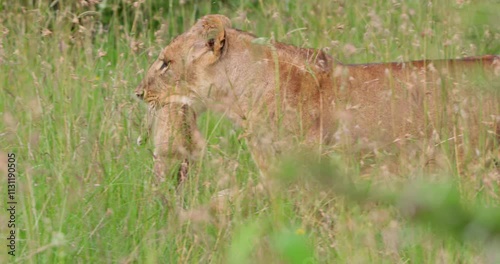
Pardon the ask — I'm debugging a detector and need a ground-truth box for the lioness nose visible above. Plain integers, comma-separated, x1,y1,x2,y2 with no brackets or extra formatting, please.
135,87,144,100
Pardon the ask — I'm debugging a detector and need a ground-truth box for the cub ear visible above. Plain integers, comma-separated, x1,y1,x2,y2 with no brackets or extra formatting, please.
198,15,231,58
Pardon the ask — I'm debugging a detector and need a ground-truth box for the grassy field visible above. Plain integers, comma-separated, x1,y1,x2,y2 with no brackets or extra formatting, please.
1,0,499,263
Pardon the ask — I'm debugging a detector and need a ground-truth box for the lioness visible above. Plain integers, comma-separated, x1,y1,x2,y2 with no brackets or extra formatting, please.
135,14,499,182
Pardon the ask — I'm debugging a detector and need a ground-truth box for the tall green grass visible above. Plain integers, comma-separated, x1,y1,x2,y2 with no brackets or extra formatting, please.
0,0,499,263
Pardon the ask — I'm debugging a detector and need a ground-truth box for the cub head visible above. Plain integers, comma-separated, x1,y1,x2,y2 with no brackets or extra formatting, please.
134,14,232,107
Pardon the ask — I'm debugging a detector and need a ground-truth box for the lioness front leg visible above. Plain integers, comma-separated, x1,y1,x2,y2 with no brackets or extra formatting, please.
151,102,201,184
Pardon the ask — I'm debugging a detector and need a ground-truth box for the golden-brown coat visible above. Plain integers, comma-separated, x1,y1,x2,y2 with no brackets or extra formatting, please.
135,15,500,182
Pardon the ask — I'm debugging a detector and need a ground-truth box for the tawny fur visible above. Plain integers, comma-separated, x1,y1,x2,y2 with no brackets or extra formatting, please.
135,15,500,181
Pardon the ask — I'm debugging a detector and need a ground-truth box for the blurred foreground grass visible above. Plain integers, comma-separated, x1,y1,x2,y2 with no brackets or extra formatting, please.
0,0,499,263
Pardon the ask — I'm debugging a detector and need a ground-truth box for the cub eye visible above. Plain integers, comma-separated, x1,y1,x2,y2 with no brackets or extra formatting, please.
160,60,171,71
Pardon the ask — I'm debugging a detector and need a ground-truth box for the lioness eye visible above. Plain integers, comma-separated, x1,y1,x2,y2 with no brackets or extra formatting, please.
207,38,215,48
160,60,171,71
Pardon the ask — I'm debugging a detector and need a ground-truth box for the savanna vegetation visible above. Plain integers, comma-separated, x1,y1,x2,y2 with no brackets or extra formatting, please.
0,0,499,263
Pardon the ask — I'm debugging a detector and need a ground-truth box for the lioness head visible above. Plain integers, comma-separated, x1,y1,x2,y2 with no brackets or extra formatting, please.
135,14,232,107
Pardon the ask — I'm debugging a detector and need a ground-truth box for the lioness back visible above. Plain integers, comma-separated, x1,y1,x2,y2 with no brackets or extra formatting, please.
330,56,499,143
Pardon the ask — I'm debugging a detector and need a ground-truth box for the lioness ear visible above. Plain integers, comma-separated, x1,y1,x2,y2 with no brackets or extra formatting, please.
198,15,231,59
